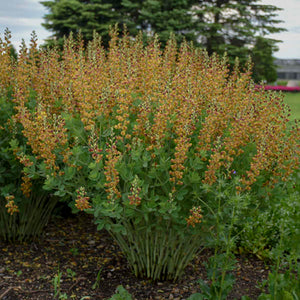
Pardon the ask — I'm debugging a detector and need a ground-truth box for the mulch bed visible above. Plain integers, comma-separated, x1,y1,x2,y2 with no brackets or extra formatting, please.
0,213,270,299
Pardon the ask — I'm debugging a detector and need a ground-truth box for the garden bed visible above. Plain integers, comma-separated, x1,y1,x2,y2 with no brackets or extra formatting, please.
0,213,269,300
1,29,299,300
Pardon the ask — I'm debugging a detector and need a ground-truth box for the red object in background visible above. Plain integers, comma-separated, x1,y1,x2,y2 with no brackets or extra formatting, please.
263,85,300,92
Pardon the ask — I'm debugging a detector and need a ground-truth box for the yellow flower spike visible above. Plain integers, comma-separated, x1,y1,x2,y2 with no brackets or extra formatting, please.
186,206,203,228
5,196,19,215
75,187,91,211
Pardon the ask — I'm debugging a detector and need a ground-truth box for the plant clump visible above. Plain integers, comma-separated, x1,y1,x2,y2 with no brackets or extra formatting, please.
0,27,299,279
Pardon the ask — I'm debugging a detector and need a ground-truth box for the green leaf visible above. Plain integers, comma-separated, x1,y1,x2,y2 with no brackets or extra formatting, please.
111,224,126,235
241,296,252,300
89,169,99,181
88,162,97,169
104,223,111,231
95,220,105,231
72,146,83,156
190,156,205,170
148,167,158,179
9,138,19,150
43,176,58,190
64,166,75,180
54,189,66,197
118,162,134,181
189,171,201,183
176,189,188,201
187,293,204,300
109,285,133,300
132,148,142,161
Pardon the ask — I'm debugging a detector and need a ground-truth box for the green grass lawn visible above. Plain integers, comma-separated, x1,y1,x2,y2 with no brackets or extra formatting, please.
283,92,300,121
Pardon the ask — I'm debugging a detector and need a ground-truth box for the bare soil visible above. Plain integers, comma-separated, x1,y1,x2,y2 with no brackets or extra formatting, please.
0,213,270,299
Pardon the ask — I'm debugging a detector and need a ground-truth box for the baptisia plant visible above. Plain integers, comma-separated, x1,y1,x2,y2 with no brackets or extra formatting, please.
7,27,299,279
0,30,58,242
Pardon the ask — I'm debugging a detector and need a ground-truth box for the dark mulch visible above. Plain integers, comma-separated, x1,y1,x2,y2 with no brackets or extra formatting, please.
0,213,270,299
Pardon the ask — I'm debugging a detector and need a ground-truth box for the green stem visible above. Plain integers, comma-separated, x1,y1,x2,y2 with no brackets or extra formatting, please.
217,206,235,300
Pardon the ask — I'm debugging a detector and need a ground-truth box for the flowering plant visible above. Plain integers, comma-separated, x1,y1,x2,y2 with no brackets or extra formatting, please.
0,30,58,242
2,28,299,278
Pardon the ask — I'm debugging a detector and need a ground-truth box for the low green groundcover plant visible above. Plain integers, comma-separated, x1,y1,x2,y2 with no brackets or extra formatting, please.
109,285,133,300
0,28,299,281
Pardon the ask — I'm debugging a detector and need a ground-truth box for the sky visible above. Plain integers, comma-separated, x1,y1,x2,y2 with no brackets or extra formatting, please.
0,0,300,59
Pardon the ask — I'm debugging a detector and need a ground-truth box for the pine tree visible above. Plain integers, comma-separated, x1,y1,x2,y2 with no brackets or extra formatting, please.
41,0,120,47
122,0,198,46
192,0,285,66
251,36,278,83
40,0,285,80
121,0,146,36
41,0,198,48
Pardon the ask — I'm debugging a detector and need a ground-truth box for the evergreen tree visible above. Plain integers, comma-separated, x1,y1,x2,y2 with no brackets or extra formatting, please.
128,0,198,46
9,45,18,61
40,0,285,79
41,0,198,48
251,36,278,83
41,0,120,47
121,0,147,36
192,0,285,66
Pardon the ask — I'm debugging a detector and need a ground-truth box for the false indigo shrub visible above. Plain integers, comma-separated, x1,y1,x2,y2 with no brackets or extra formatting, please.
0,30,57,242
0,93,57,242
2,27,299,279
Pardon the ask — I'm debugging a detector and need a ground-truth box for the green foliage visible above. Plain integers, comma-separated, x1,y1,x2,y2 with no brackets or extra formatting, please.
188,170,300,300
277,80,288,86
187,176,242,300
257,214,300,300
52,267,63,299
193,1,285,67
234,169,300,259
108,285,133,300
123,0,198,47
258,270,300,300
41,0,119,47
92,267,103,290
0,91,57,242
188,254,236,300
66,268,76,280
284,93,300,121
251,37,278,83
40,0,285,76
88,136,206,280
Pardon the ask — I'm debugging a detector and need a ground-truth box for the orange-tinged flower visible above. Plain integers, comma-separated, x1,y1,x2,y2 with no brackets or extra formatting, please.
128,176,142,206
5,195,19,215
75,187,91,211
186,206,203,228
